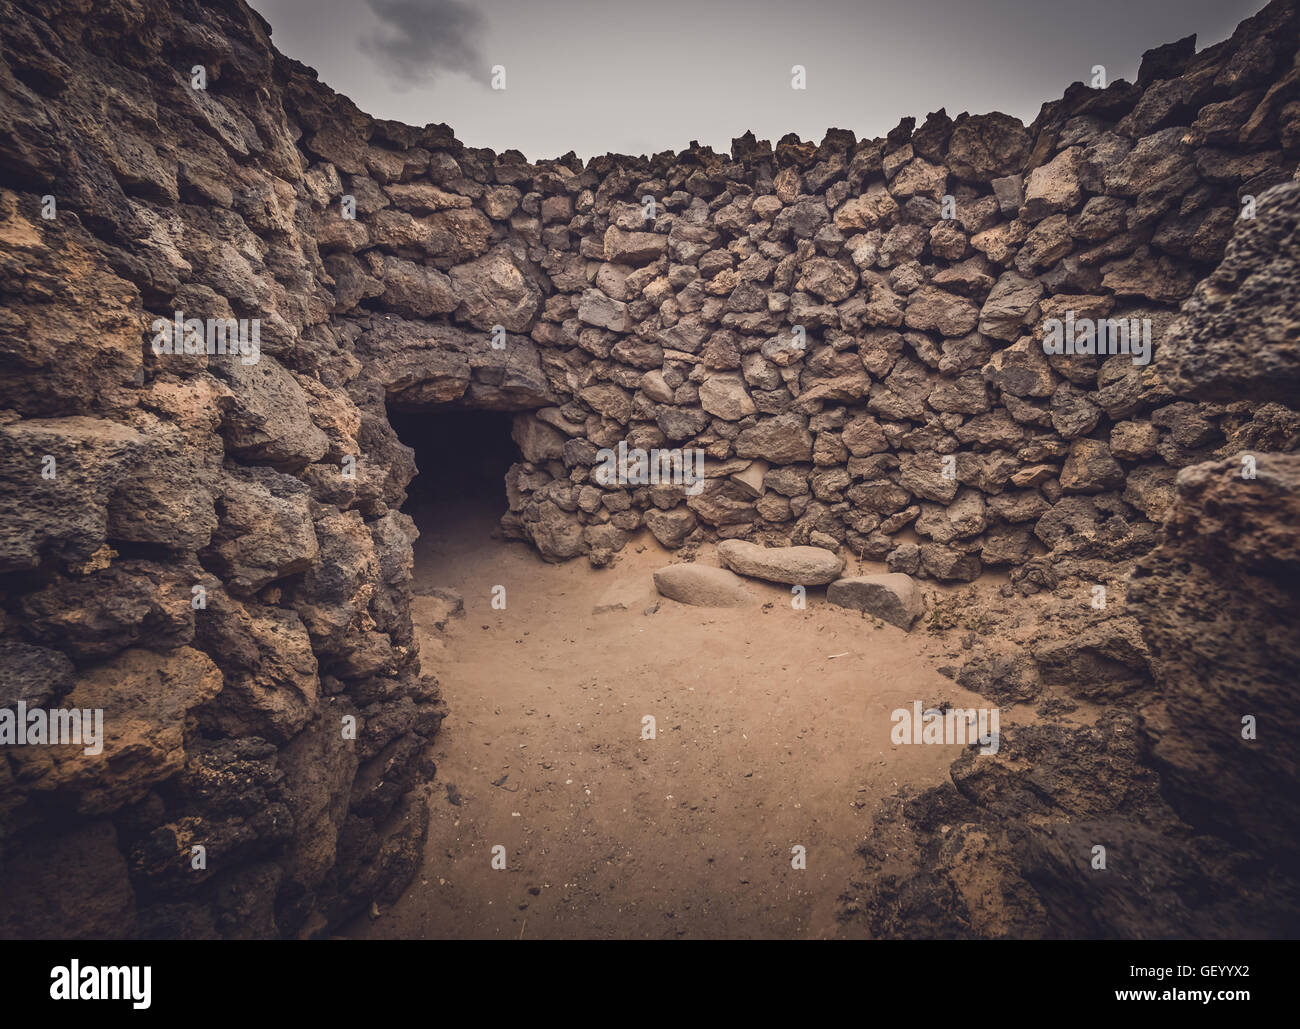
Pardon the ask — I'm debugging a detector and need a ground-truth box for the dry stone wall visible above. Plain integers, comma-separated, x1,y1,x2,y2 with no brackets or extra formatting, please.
322,1,1300,583
842,180,1300,940
0,0,1298,939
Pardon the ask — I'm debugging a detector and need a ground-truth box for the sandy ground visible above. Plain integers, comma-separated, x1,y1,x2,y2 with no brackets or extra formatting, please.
350,496,992,940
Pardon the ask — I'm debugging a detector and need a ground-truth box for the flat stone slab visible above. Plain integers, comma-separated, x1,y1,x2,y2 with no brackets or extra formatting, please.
653,564,753,607
826,573,924,630
717,539,844,586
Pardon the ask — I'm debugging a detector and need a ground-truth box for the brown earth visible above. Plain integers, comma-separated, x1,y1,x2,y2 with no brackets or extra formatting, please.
348,495,1009,939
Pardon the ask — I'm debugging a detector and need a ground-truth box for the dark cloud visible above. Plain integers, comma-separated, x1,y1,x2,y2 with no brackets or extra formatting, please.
361,0,486,87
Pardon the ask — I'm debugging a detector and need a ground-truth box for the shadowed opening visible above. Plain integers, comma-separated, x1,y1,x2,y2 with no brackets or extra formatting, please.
386,407,520,568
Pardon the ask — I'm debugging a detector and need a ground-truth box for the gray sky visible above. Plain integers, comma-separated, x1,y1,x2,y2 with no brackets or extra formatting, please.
250,0,1265,161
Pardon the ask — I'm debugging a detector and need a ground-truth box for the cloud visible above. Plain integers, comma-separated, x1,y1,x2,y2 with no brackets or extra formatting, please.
361,0,486,88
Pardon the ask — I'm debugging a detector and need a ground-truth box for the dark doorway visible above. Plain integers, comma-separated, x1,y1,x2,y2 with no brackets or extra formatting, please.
386,407,521,570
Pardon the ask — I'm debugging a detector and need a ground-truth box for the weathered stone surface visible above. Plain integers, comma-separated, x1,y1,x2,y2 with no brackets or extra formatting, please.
826,573,924,629
204,466,318,594
1130,455,1300,865
449,249,541,332
699,373,756,420
378,255,458,318
1060,438,1125,493
1022,147,1085,221
904,287,979,336
1156,181,1300,404
947,113,1032,182
577,288,630,332
978,272,1042,340
919,543,982,581
717,539,844,585
899,452,959,503
512,412,567,462
652,564,753,607
0,821,136,940
644,507,698,548
605,226,667,264
196,593,319,742
32,648,223,814
1110,420,1159,459
735,413,814,463
915,489,986,543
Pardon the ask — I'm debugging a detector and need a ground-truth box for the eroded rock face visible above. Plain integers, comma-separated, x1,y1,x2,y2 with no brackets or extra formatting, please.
1130,455,1300,864
838,46,1300,937
1124,175,1300,876
1156,181,1300,404
0,0,447,940
0,0,1297,940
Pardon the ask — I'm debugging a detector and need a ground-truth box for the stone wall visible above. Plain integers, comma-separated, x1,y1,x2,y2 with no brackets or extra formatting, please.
0,0,1297,938
322,0,1300,580
838,179,1300,941
0,0,446,939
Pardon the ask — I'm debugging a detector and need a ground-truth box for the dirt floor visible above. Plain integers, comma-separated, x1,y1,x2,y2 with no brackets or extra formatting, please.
349,494,996,940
